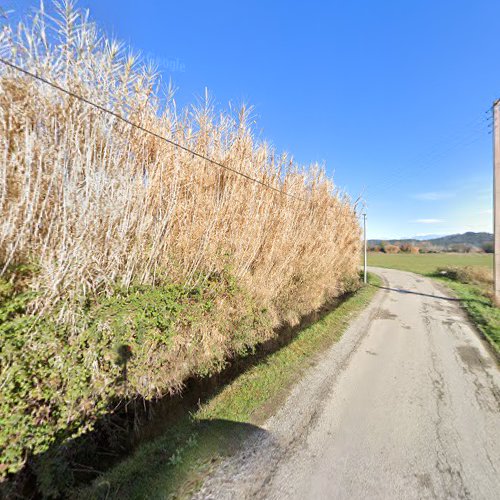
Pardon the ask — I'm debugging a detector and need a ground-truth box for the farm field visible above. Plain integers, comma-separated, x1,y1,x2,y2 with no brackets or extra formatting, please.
367,252,493,275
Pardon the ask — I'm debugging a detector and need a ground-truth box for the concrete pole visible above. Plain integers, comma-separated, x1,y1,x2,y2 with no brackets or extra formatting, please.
494,100,500,303
363,213,367,284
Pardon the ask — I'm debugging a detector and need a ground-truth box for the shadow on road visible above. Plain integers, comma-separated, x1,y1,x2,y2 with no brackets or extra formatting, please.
87,418,271,500
373,284,460,302
3,289,352,498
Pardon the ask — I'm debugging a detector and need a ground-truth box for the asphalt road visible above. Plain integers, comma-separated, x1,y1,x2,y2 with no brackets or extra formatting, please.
194,268,500,500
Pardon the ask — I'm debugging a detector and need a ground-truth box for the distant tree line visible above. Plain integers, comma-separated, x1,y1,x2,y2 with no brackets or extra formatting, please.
368,241,493,254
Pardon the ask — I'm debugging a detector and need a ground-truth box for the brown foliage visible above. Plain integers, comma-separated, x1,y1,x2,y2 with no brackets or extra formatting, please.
437,266,493,286
400,243,420,254
0,2,361,323
0,2,363,482
383,244,400,254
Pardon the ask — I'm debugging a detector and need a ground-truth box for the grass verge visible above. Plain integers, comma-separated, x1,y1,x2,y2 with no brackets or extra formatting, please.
433,278,500,356
75,273,381,499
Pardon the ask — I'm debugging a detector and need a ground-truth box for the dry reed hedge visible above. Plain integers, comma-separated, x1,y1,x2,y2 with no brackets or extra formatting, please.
0,1,361,320
0,1,361,482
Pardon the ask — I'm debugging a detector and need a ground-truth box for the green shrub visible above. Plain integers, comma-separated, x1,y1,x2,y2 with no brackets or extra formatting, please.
0,1,361,493
0,273,119,484
482,242,494,254
0,268,273,496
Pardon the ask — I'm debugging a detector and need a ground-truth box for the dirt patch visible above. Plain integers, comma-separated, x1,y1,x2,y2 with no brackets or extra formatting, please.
457,345,492,371
415,472,434,492
375,309,397,320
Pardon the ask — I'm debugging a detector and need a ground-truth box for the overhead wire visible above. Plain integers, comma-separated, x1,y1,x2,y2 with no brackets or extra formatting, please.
0,57,307,202
369,113,491,197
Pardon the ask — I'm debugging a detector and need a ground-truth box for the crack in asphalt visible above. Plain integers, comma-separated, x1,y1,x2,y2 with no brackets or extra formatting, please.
423,302,471,499
193,269,500,500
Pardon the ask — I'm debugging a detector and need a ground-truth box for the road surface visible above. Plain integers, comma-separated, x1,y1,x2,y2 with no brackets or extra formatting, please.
194,267,500,499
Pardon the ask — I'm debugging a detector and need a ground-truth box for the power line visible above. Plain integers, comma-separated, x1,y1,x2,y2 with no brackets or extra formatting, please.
0,57,306,202
370,108,491,194
374,117,489,193
370,117,490,197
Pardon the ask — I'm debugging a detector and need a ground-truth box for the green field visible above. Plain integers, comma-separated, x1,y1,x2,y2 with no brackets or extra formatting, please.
367,252,499,355
367,252,493,275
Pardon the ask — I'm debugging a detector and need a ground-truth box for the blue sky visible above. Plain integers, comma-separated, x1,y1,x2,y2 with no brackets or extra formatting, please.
6,0,500,238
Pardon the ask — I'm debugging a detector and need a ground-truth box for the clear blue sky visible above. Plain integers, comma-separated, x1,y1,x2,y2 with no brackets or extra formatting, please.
7,0,500,238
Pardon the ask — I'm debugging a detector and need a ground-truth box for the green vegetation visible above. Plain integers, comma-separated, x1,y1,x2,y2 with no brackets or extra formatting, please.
0,267,269,496
1,3,362,492
368,252,499,354
75,274,381,500
368,231,493,249
368,252,492,275
441,279,500,354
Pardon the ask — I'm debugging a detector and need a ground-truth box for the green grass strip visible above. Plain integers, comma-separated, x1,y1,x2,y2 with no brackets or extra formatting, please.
77,274,381,499
435,278,500,355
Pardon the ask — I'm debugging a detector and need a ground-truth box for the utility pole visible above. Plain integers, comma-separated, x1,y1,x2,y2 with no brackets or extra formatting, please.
363,212,367,284
494,99,500,303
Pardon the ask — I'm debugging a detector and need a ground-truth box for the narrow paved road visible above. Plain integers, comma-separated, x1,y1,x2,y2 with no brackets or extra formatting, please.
195,268,500,500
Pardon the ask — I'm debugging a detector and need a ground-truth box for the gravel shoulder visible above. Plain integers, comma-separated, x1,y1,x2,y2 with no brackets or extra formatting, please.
194,267,500,499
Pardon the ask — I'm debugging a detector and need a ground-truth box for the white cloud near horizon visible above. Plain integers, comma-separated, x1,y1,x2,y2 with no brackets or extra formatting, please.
412,218,444,224
413,191,455,201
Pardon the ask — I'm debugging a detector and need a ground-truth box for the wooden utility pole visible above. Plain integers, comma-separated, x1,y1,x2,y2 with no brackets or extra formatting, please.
363,213,367,284
494,99,500,303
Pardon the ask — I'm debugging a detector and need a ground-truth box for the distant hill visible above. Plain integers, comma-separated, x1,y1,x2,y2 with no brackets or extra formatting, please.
425,232,492,247
411,234,446,241
368,232,493,248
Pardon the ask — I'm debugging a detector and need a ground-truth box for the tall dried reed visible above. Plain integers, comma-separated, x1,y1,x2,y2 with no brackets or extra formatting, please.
0,1,361,482
0,0,361,324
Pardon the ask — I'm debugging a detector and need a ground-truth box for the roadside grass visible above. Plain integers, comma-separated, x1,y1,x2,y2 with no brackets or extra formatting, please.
439,279,500,355
1,2,362,486
76,274,381,500
367,252,499,355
